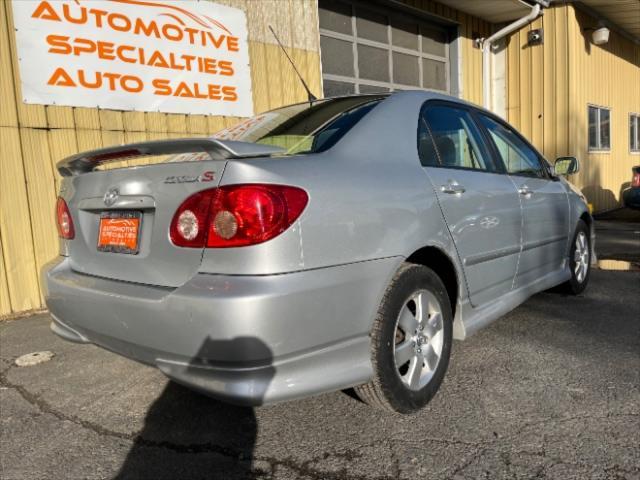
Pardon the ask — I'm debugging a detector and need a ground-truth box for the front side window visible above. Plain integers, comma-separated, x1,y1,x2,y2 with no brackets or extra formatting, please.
630,113,640,153
418,105,496,172
213,96,384,155
588,105,611,151
478,114,544,178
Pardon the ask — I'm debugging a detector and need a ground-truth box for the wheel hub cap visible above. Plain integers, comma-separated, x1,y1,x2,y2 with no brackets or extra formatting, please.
393,290,444,391
574,231,589,283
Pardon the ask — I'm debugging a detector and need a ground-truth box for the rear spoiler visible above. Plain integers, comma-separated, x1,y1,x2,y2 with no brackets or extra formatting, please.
56,138,285,177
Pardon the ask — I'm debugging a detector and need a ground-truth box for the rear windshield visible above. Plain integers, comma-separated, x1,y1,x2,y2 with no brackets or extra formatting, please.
213,96,385,155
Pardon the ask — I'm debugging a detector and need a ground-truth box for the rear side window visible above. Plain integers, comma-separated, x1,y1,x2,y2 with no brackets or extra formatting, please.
478,114,544,178
419,104,497,172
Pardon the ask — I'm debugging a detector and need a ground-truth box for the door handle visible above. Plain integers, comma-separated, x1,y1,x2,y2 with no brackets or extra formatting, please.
441,183,466,195
518,185,533,197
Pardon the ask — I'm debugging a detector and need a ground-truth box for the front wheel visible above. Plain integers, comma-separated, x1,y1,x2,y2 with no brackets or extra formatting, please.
355,263,453,414
560,220,591,295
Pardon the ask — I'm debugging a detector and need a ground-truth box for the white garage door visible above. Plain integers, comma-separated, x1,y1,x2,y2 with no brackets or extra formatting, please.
319,0,451,97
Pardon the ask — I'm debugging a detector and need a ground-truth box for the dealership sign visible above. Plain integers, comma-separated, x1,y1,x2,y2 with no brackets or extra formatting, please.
11,0,253,116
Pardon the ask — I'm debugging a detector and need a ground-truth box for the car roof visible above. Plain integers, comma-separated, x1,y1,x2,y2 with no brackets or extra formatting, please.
267,90,488,116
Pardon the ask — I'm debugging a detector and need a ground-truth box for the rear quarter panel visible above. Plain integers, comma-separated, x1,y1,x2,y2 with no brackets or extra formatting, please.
200,92,461,278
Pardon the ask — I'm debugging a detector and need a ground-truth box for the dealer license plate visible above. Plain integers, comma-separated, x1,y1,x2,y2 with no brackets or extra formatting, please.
97,211,142,254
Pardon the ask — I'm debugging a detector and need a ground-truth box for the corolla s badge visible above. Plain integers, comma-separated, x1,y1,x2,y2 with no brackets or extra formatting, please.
103,188,119,206
164,171,215,184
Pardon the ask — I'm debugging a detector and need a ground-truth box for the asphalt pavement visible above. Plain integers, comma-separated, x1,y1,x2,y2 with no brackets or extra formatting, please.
594,208,640,265
1,218,639,479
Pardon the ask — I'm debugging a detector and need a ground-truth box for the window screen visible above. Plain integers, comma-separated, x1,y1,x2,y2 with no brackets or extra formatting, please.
319,0,450,96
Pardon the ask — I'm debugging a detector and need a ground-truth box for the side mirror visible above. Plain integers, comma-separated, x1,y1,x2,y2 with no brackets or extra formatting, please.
554,156,579,176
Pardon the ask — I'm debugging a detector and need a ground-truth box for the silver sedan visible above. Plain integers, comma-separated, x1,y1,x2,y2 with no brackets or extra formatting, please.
43,91,593,413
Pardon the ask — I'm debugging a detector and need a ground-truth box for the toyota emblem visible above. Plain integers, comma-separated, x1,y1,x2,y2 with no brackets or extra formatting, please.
103,188,119,207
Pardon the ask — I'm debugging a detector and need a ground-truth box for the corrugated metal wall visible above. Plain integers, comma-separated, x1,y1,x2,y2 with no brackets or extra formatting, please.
4,0,637,317
568,6,640,211
506,3,640,211
0,0,322,316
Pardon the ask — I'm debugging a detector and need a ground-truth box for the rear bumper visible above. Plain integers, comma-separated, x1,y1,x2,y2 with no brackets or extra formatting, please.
43,257,399,405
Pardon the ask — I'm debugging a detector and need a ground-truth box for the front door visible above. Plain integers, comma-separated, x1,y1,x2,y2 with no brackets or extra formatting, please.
419,103,522,307
477,114,570,288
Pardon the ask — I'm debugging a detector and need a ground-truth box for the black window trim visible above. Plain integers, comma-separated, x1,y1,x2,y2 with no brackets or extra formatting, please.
417,99,503,174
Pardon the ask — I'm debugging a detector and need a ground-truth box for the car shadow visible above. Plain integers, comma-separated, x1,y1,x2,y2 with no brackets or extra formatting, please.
114,337,274,480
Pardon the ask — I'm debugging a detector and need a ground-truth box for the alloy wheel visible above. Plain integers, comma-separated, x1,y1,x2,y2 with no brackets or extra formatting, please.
574,231,589,283
393,290,444,391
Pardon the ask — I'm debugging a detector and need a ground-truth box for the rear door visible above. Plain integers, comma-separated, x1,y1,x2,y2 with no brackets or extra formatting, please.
476,113,570,287
419,102,522,307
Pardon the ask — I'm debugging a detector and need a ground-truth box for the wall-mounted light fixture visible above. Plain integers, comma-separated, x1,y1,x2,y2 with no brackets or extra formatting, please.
583,25,610,45
591,27,610,45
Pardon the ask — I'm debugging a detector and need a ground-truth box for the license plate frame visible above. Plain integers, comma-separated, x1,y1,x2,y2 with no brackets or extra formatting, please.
97,211,142,255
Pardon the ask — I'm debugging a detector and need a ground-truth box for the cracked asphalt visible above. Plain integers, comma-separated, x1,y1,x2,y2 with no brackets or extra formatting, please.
1,216,639,479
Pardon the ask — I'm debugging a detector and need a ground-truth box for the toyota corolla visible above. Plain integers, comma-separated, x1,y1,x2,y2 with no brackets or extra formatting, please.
43,91,593,413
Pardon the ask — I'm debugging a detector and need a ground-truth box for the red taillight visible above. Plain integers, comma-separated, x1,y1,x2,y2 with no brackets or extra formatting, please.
169,184,308,248
56,197,75,239
169,189,216,248
632,171,640,188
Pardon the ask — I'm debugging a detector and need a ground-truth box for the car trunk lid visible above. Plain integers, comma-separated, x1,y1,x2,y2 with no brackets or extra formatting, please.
58,139,283,287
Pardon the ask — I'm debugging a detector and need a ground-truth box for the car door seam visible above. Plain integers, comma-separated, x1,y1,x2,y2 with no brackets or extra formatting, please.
507,174,525,291
420,167,475,307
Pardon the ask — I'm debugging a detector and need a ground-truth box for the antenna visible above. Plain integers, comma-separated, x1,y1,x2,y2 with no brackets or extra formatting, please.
268,25,317,103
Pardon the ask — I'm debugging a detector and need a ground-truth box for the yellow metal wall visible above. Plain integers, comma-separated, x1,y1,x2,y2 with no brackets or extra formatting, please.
0,0,322,316
506,3,640,212
4,0,638,316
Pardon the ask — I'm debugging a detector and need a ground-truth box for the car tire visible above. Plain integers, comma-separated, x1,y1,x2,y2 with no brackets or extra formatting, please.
355,262,453,414
559,219,591,295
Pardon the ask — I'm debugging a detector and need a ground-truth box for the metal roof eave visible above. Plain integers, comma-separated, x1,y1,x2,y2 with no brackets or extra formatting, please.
435,0,535,24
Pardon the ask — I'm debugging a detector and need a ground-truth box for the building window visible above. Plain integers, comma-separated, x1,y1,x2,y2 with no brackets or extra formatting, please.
630,113,640,153
318,0,450,97
588,105,611,151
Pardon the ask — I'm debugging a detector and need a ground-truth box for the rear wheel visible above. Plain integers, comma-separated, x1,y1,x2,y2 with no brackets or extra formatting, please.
560,220,591,295
355,263,452,414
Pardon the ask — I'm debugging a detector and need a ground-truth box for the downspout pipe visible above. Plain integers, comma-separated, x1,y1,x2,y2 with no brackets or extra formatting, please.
482,3,542,109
